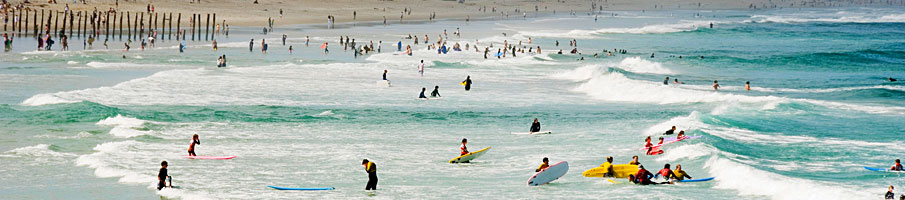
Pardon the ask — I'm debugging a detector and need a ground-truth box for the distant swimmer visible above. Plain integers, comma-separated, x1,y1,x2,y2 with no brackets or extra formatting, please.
890,77,898,82
745,81,751,91
463,76,472,91
188,134,200,156
674,79,683,84
418,60,425,76
530,118,541,133
157,161,170,190
664,126,676,135
536,157,550,172
713,80,720,91
629,155,641,165
650,53,655,58
892,159,903,171
460,138,469,155
664,76,669,85
672,164,693,181
419,87,427,99
362,159,378,190
431,86,441,98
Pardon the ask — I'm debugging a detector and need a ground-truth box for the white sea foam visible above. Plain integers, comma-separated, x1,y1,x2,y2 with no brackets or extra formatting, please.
705,156,872,200
520,21,712,38
750,13,905,23
4,144,76,157
655,143,714,162
21,93,82,106
96,115,153,138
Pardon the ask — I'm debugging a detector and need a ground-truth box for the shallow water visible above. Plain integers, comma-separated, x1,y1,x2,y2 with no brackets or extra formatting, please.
2,7,904,200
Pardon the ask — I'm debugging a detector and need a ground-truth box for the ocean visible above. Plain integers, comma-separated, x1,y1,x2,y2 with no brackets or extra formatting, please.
1,7,904,200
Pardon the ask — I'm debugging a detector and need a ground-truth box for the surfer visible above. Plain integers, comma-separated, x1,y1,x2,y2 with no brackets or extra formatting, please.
629,165,656,185
362,159,378,190
187,134,200,156
419,88,427,99
463,76,472,91
383,70,388,81
602,156,615,177
629,156,641,165
657,137,664,145
677,131,686,140
431,86,441,98
157,161,169,190
745,81,751,91
536,157,550,172
460,138,469,155
672,164,693,181
530,118,541,133
664,126,676,135
891,159,903,171
657,164,676,181
713,80,720,91
890,77,898,82
664,77,669,85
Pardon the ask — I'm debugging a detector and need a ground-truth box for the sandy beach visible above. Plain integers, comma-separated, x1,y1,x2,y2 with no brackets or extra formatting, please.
9,0,901,27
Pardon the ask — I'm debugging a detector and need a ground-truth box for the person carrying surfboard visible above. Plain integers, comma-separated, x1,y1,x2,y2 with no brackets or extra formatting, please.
188,134,200,156
536,157,550,172
462,76,472,91
362,159,378,190
157,161,170,190
460,138,469,156
891,159,903,171
530,118,541,133
602,156,615,177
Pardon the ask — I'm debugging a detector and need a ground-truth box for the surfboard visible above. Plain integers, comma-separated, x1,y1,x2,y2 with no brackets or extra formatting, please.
449,147,491,163
663,135,703,142
527,161,568,186
511,131,552,135
864,166,905,172
183,155,237,160
268,185,335,190
646,147,664,155
638,141,679,150
376,80,391,87
677,177,714,182
582,164,638,178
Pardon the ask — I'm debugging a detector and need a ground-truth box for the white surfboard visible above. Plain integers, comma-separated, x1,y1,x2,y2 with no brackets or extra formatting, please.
511,131,552,135
376,80,391,87
527,161,569,186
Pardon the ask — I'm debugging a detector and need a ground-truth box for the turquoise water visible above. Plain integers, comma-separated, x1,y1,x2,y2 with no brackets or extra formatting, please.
2,7,905,199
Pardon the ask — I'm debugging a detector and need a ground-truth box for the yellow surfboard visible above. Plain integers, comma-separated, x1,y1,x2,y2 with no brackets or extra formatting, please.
449,147,491,163
460,81,467,86
582,163,638,178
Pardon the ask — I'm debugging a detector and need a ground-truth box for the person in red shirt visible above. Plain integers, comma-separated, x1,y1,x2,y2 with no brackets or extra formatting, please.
892,159,903,171
460,138,469,155
657,164,676,181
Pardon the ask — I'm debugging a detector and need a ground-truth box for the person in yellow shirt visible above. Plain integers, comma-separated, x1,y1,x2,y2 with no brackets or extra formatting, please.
601,156,615,177
536,157,550,172
629,155,641,165
672,164,693,181
362,159,378,190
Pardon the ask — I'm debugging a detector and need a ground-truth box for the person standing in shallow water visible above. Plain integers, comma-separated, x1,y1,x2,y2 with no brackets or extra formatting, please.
362,159,378,190
713,80,720,91
463,76,472,91
157,161,169,190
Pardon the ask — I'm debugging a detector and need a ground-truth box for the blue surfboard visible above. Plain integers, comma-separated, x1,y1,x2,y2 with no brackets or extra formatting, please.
864,166,905,172
677,177,714,182
268,185,335,190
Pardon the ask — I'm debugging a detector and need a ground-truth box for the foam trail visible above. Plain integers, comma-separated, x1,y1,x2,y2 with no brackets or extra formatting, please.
705,156,872,200
3,144,76,157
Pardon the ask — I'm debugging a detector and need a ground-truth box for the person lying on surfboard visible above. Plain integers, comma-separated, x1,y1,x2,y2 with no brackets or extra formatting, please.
672,164,693,181
629,165,671,185
892,159,903,171
663,126,676,135
657,164,676,181
657,137,664,145
460,138,469,156
188,134,200,156
530,118,541,133
677,131,686,140
536,157,550,172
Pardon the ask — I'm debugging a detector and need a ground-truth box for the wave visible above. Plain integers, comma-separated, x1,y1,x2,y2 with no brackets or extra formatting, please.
3,144,76,157
96,115,153,138
21,93,83,106
750,13,905,23
705,156,872,200
551,57,674,82
520,21,713,38
76,141,212,200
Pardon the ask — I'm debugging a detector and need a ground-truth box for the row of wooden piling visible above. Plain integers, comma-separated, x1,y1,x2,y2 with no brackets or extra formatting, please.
3,9,221,41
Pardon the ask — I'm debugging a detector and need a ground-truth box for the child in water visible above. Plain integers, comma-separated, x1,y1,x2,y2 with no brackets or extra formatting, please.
536,157,550,172
188,134,200,156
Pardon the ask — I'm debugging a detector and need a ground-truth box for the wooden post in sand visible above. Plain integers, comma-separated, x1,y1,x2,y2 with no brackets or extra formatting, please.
61,11,67,36
69,11,74,37
134,12,139,40
211,13,216,39
176,13,181,40
154,12,158,34
104,11,109,39
119,12,123,40
190,14,195,41
53,11,58,37
77,12,81,37
205,13,210,41
168,13,173,40
139,12,144,39
127,12,131,39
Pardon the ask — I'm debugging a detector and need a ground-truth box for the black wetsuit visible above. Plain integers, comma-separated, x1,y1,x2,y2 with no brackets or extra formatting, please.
664,129,675,135
431,89,440,97
887,191,895,199
530,122,541,132
382,73,387,80
157,168,168,190
464,79,472,91
365,162,378,190
419,91,427,99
